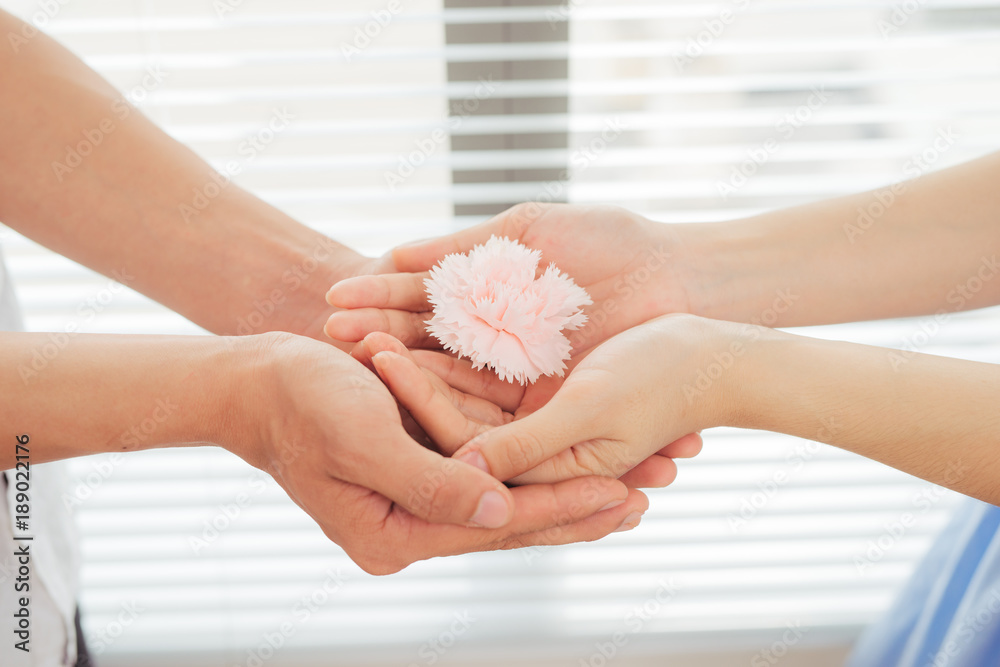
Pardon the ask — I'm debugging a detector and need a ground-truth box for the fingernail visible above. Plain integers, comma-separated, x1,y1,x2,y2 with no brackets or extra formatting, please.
456,449,491,475
371,351,390,368
470,490,509,528
325,285,340,304
614,511,643,533
599,498,626,512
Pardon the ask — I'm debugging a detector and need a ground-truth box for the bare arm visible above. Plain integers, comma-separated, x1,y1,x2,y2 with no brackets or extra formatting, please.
0,8,378,340
405,315,1000,505
685,150,1000,326
327,151,1000,349
2,330,649,573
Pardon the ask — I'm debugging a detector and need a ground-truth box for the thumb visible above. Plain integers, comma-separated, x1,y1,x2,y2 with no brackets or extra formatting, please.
392,219,503,272
352,428,515,529
451,384,602,482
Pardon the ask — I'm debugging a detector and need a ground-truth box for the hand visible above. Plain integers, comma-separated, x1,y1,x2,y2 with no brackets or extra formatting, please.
351,331,704,487
352,315,744,486
271,247,397,346
322,203,701,487
323,203,692,353
225,332,649,575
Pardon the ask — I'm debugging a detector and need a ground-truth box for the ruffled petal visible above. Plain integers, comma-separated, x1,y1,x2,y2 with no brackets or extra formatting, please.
424,236,591,385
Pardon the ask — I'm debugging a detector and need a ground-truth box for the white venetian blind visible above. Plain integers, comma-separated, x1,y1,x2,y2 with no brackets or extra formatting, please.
2,1,1000,665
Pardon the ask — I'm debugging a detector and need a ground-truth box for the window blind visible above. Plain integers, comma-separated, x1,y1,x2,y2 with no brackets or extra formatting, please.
3,0,999,665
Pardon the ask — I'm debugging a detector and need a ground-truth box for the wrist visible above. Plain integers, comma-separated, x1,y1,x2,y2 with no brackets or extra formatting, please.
640,314,765,432
724,325,805,432
201,333,284,468
197,192,367,338
669,216,799,325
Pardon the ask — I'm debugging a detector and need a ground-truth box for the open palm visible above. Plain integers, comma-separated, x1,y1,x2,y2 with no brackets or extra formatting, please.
324,203,691,354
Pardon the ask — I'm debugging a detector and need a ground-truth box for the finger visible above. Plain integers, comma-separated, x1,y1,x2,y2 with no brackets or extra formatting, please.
391,202,545,272
406,476,645,561
372,351,486,454
495,487,649,550
349,337,376,371
398,408,436,452
351,331,411,370
359,330,416,359
410,348,525,414
392,221,504,273
658,432,703,459
326,273,430,311
617,455,678,489
324,307,436,347
360,334,509,428
348,427,515,529
452,382,605,482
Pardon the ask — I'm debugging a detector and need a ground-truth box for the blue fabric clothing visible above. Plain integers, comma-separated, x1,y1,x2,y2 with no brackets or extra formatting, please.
847,499,1000,667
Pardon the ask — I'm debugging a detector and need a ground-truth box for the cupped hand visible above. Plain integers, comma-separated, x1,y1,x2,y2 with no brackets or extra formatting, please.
438,314,749,484
351,331,705,488
324,203,692,353
226,332,648,574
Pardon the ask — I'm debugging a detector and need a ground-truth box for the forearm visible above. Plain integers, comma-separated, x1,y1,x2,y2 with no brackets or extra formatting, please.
679,151,1000,326
734,328,1000,503
1,332,251,468
0,9,363,338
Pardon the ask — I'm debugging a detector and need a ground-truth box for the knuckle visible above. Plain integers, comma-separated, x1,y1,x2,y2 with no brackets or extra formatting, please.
566,443,629,479
503,202,544,236
503,431,544,477
594,442,635,478
405,467,459,522
403,312,431,347
376,275,393,307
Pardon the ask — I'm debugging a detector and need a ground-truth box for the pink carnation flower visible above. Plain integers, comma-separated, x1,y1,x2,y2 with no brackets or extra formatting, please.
424,236,592,385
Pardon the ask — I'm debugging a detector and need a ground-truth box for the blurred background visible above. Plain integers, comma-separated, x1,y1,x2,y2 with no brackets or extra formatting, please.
3,0,1000,665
